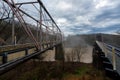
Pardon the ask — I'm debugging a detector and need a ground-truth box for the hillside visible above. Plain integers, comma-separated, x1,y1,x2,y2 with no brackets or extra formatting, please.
65,34,120,47
0,20,56,46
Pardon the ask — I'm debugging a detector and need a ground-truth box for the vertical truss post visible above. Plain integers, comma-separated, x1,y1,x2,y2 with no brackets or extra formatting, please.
52,23,54,45
39,4,42,50
36,22,39,42
12,13,15,45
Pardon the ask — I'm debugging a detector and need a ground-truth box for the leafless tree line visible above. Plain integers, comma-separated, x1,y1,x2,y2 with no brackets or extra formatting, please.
65,44,87,62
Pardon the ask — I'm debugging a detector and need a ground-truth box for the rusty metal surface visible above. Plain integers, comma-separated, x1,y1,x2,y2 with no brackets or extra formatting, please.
0,0,62,50
0,0,62,75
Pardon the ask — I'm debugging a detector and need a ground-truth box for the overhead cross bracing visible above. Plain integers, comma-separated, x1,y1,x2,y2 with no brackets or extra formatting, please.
0,0,62,50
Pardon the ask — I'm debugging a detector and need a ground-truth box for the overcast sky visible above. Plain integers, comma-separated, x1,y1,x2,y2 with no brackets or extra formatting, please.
16,0,120,36
41,0,120,36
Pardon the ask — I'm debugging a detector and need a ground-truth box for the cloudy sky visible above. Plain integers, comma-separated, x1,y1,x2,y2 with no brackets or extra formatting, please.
15,0,120,36
41,0,120,36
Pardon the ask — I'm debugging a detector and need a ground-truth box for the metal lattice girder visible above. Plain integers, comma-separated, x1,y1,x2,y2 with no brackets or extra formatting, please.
0,0,62,50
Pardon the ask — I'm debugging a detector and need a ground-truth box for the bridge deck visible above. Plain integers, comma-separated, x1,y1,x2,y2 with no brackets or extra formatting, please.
96,41,120,75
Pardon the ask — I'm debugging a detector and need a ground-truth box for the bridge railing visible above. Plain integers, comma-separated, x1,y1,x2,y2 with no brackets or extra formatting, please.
96,41,120,75
104,43,120,57
0,41,60,65
0,46,35,64
104,43,120,75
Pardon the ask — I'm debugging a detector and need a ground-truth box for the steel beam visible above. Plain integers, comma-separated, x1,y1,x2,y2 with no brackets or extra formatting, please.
15,1,38,5
37,0,61,32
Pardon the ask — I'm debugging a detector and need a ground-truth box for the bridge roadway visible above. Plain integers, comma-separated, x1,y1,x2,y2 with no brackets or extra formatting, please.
96,41,120,75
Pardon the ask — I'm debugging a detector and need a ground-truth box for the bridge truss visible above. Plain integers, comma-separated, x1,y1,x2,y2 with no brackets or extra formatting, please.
0,0,62,50
0,0,62,74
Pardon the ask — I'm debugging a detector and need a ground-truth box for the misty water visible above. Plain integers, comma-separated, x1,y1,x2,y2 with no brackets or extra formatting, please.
41,35,93,63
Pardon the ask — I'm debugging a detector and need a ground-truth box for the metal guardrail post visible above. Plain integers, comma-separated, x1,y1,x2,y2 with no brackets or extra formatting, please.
25,48,28,55
112,47,116,70
104,43,108,57
2,52,8,64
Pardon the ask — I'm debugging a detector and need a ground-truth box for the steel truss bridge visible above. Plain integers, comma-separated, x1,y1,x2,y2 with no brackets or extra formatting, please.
0,0,62,75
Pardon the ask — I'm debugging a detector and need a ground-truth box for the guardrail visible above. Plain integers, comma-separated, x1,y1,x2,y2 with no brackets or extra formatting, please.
0,42,61,75
94,41,120,80
104,43,120,57
0,46,35,64
0,42,58,65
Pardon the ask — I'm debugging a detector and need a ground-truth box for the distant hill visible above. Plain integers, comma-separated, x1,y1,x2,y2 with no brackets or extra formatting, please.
102,34,120,47
64,34,95,48
65,34,120,47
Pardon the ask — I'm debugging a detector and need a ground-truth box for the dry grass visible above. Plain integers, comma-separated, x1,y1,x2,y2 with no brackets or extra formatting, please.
63,64,111,80
0,61,112,80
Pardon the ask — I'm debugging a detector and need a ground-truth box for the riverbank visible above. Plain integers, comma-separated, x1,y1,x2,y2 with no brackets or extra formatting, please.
0,61,111,80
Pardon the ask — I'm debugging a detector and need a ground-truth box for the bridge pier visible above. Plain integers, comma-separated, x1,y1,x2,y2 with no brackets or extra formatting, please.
55,43,64,61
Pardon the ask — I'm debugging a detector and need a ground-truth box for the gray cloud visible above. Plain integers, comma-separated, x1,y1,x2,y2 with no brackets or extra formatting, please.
17,0,120,36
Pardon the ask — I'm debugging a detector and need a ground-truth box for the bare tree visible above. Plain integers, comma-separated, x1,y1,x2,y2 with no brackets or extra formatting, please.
64,35,88,62
65,44,87,62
